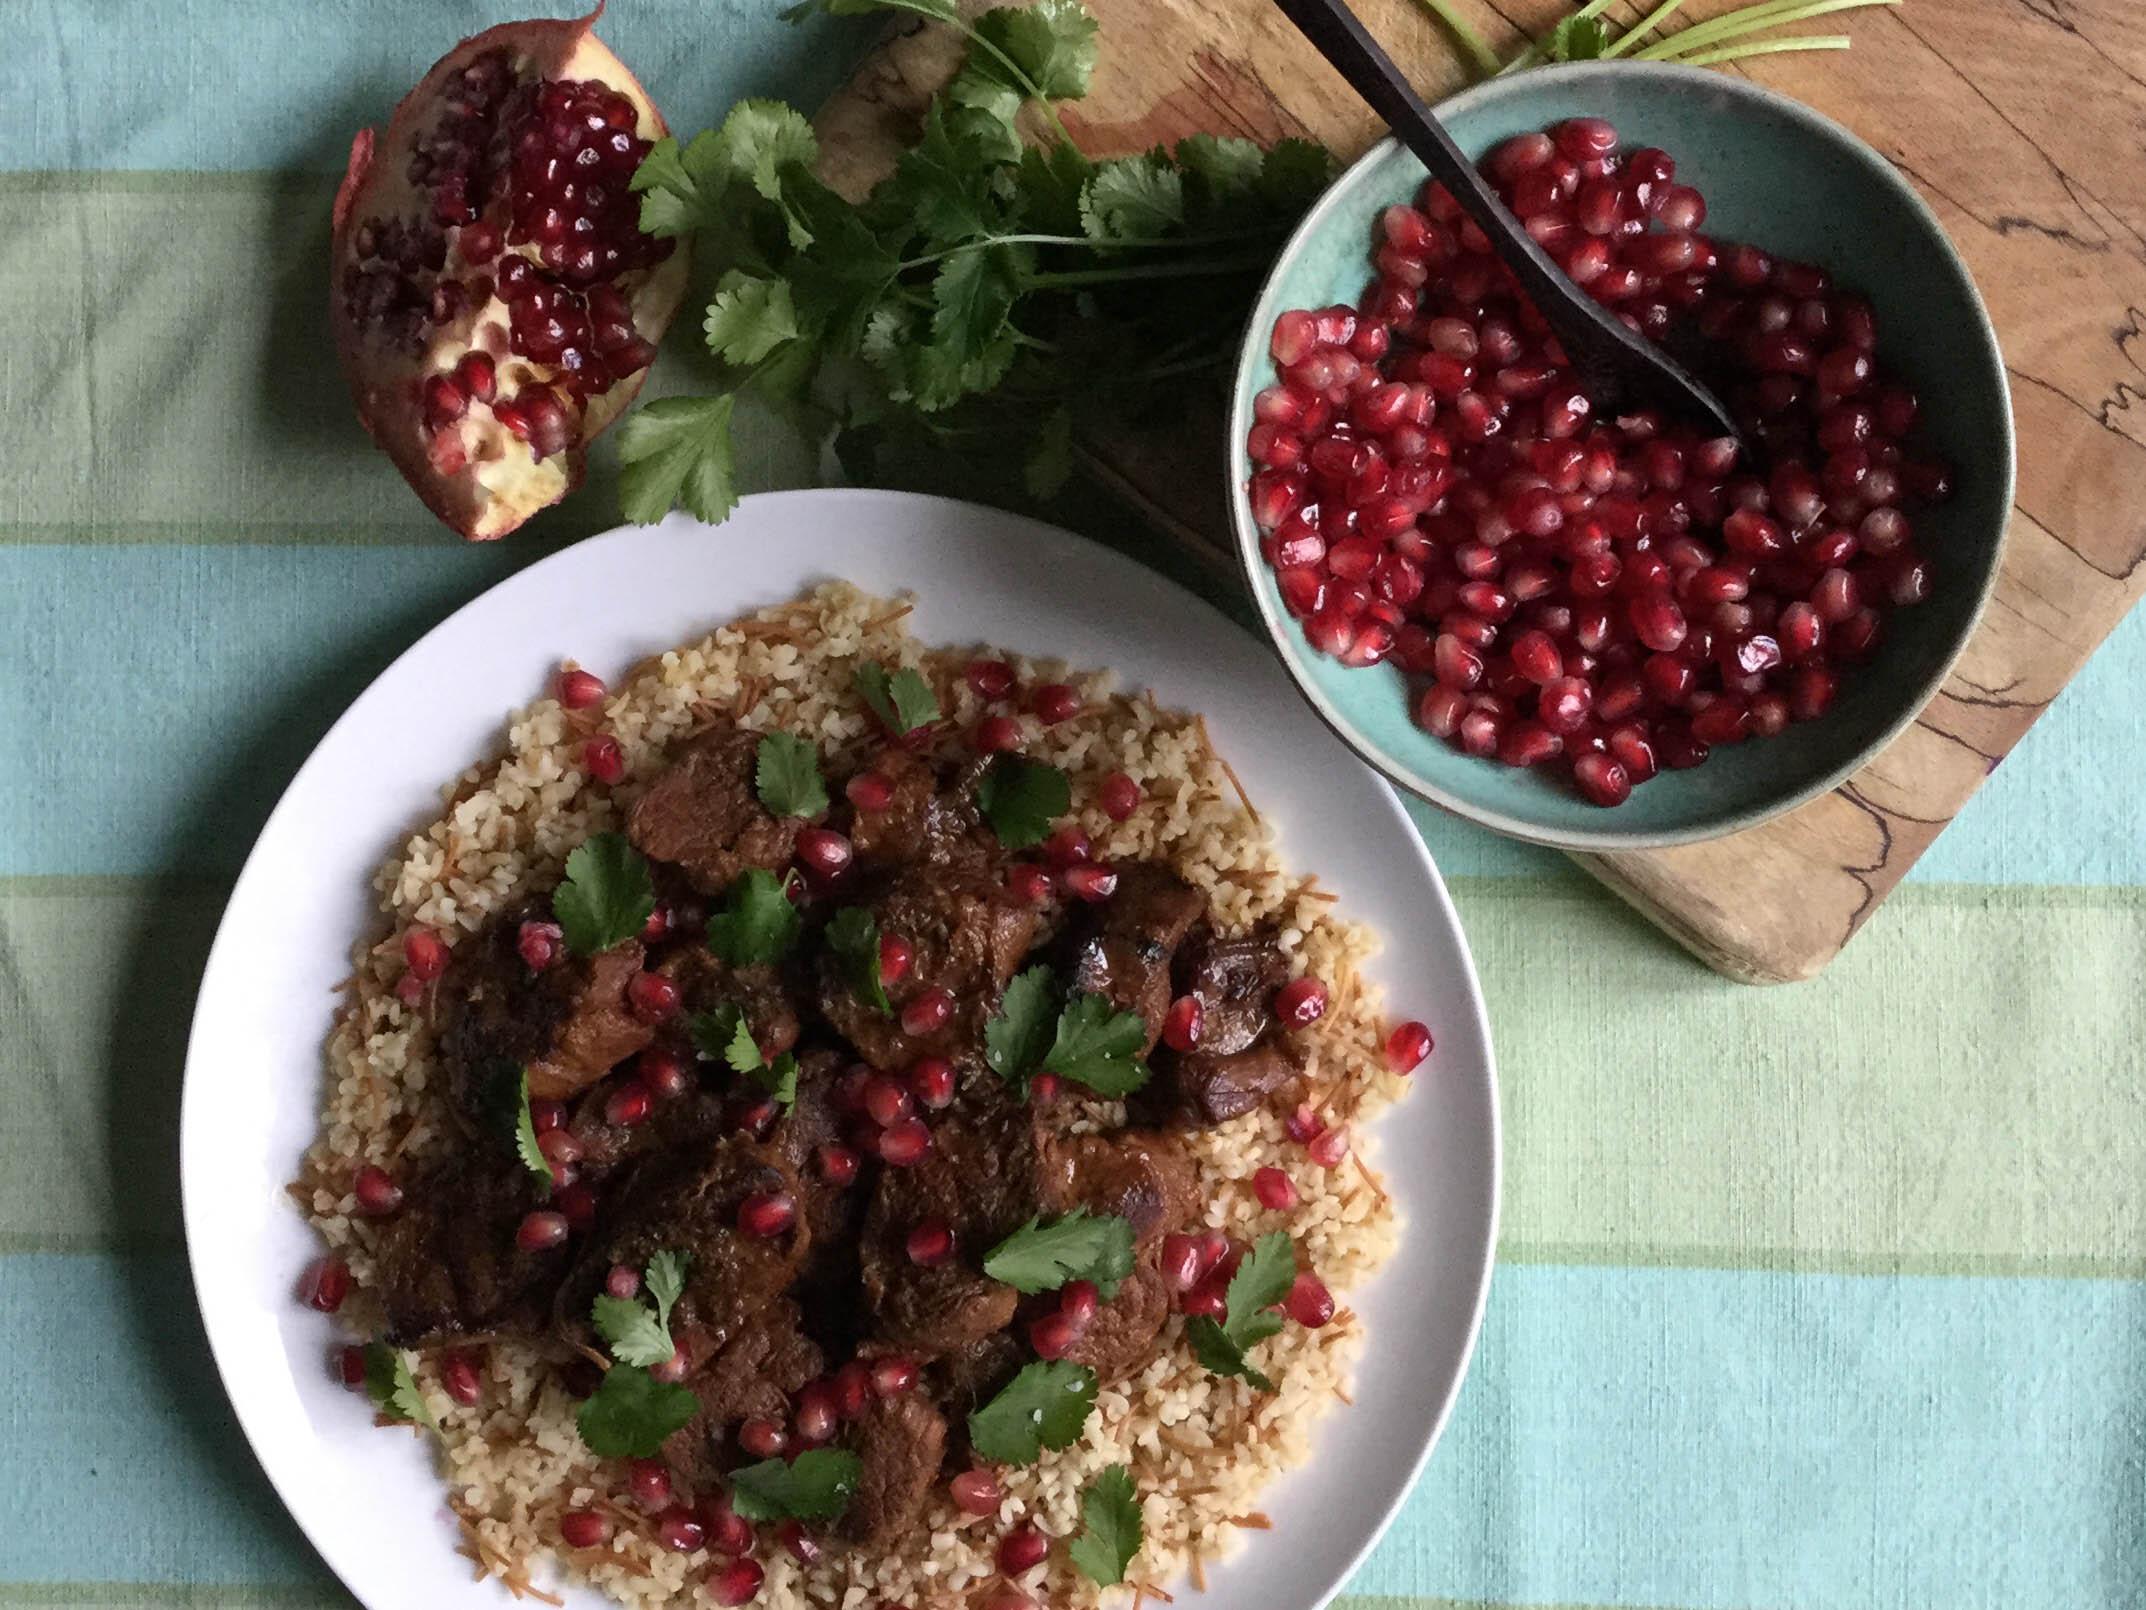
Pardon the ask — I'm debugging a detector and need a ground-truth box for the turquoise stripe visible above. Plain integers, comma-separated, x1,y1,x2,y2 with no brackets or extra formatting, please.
5,1256,2142,1606
2,2,873,173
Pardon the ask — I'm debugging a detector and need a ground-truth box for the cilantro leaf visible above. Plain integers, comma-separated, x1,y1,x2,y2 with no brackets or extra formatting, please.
690,1002,748,1064
1081,155,1185,241
1187,1230,1296,1392
1024,406,1076,500
630,130,730,238
705,272,801,366
707,868,803,967
1013,140,1094,236
1068,1465,1143,1587
591,1294,674,1367
931,243,1027,365
854,661,942,735
617,394,739,526
983,1209,1135,1299
985,965,1060,1089
729,1449,864,1521
975,756,1071,849
501,1067,553,1190
1175,134,1264,210
755,731,828,818
1259,138,1340,211
886,102,1003,244
1044,993,1152,1096
1546,12,1610,60
553,832,657,957
362,1343,437,1430
825,907,892,1015
712,99,821,247
693,1004,797,1110
960,0,1101,102
645,1250,689,1327
968,1359,1098,1464
577,1364,701,1458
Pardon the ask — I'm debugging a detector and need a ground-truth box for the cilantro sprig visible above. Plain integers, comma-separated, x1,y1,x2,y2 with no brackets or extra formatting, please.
706,867,803,967
362,1343,437,1430
983,965,1150,1097
974,756,1071,850
968,1359,1098,1464
689,1003,799,1109
984,1209,1134,1298
1423,0,1883,80
577,1364,700,1458
591,1250,692,1368
487,1066,553,1190
855,660,942,736
754,731,828,818
1068,1465,1143,1587
825,907,893,1015
1185,1230,1296,1393
620,0,1338,525
729,1449,864,1521
553,833,656,956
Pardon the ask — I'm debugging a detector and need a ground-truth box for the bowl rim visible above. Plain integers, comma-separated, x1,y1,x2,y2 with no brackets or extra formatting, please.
1225,58,2016,852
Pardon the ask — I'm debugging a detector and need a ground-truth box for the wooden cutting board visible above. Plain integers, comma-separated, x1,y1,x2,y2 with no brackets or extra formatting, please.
814,0,2146,982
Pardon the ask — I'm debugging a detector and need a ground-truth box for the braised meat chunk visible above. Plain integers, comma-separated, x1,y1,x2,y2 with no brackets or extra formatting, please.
438,912,653,1107
1176,925,1288,1057
1147,1036,1303,1128
628,723,801,895
1064,864,1205,1054
1043,1128,1197,1246
370,1150,568,1345
660,1301,825,1488
840,1390,948,1546
1060,1260,1173,1382
657,945,802,1063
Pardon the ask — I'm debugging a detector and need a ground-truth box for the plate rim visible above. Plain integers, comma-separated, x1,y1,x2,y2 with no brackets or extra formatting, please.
179,488,1502,1610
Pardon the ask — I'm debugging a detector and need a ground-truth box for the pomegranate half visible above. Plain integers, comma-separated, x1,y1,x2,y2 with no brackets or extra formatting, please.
330,7,690,541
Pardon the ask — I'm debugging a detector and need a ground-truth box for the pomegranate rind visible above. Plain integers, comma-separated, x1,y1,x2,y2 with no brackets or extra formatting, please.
329,8,691,541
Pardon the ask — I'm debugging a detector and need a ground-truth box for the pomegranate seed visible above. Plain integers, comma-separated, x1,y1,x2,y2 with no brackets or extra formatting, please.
582,734,626,785
816,1142,862,1186
352,1164,403,1216
1031,683,1080,723
1284,1102,1323,1144
862,1072,912,1128
846,770,895,812
1285,1271,1336,1328
1385,1020,1433,1073
560,1509,611,1549
1573,752,1633,807
898,987,954,1038
795,826,853,884
604,1080,653,1126
1029,1309,1081,1359
1182,1272,1230,1320
739,1417,788,1459
877,933,913,990
517,918,563,971
537,1126,582,1175
878,1117,932,1166
909,1055,956,1109
832,1360,873,1418
1098,770,1142,820
557,667,606,709
737,1191,795,1238
1006,862,1054,905
1253,1166,1299,1211
951,1467,1002,1516
983,1592,1039,1610
402,927,448,982
300,1256,350,1313
974,714,1024,753
1160,1232,1207,1292
871,1355,918,1397
604,1263,641,1300
1028,1072,1063,1106
998,1523,1050,1576
1275,975,1328,1026
701,1490,755,1558
1063,862,1119,902
440,1348,483,1405
554,1182,598,1228
639,1045,691,1101
794,1380,840,1444
1162,994,1204,1052
707,1557,764,1606
335,1345,367,1389
657,1509,705,1552
629,1458,673,1512
1043,825,1092,867
626,970,679,1024
516,1211,568,1251
1307,1125,1351,1169
967,658,1017,701
1058,1279,1101,1330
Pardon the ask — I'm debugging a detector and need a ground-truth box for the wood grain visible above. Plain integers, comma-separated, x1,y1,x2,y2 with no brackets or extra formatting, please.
815,0,2146,982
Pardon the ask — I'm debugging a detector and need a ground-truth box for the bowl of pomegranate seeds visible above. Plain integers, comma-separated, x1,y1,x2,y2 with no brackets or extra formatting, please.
1230,63,2012,846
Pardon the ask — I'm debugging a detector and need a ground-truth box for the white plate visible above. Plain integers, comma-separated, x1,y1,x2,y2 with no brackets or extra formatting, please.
181,490,1499,1610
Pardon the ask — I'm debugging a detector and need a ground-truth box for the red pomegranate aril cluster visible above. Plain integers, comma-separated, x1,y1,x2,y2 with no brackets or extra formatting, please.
1250,118,1953,805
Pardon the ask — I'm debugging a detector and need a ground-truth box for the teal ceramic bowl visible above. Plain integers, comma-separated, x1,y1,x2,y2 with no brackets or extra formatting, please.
1227,62,2013,850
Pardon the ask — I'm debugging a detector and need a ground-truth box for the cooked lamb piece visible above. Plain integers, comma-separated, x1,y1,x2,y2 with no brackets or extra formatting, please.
839,1390,949,1545
1059,1260,1173,1381
927,1330,1024,1419
859,1107,1049,1355
557,1134,810,1357
370,1151,568,1345
627,722,802,895
1174,925,1288,1057
660,1300,824,1488
1064,864,1205,1054
845,747,940,872
657,945,802,1062
567,1084,725,1181
1041,1128,1197,1246
1145,1036,1303,1128
438,910,653,1108
818,867,1035,1067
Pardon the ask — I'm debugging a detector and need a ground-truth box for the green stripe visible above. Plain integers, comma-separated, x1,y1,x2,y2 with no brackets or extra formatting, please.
0,1590,345,1610
7,877,2144,1274
0,170,334,195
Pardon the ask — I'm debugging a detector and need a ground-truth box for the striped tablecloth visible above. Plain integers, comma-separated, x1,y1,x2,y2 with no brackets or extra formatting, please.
5,4,2143,1607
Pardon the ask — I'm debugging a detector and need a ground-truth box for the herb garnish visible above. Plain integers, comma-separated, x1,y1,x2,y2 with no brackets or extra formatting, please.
983,965,1150,1097
620,0,1337,525
552,832,656,956
689,1003,798,1109
487,1066,554,1190
974,756,1071,850
728,1449,865,1521
1419,0,1888,79
1185,1230,1296,1392
1068,1464,1143,1587
825,907,893,1014
754,730,829,818
984,965,1059,1087
591,1250,691,1368
577,1364,700,1458
855,660,942,735
983,1209,1134,1299
362,1343,437,1430
706,866,804,967
968,1358,1098,1464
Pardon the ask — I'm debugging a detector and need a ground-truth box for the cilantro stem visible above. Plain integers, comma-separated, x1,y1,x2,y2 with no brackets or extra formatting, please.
947,22,1083,151
1496,0,1618,73
1673,32,1852,63
1410,0,1503,79
896,226,1289,273
1021,252,1276,290
1632,0,1891,60
1600,0,1691,58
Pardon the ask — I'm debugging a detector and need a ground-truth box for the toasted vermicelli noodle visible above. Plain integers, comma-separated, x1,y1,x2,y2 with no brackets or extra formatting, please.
296,583,1406,1608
